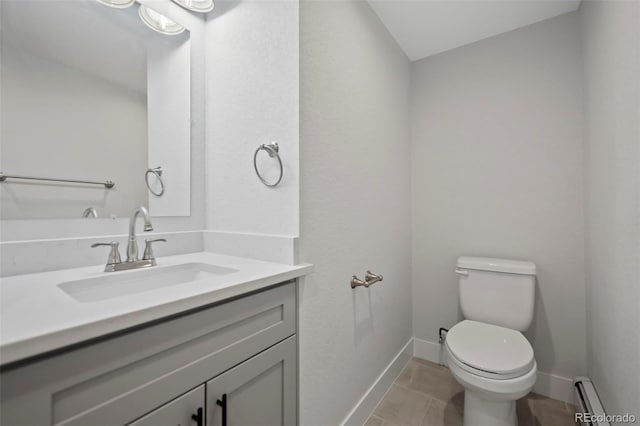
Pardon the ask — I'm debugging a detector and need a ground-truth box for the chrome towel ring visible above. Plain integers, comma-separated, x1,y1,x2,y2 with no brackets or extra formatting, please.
253,142,283,187
145,166,165,196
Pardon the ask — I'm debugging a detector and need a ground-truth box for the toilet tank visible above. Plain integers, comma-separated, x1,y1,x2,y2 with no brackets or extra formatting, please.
456,256,536,331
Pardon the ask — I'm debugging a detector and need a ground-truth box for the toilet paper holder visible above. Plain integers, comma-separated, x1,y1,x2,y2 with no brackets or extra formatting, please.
351,270,384,289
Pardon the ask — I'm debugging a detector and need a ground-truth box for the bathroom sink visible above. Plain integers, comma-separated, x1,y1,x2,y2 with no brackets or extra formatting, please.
58,262,238,303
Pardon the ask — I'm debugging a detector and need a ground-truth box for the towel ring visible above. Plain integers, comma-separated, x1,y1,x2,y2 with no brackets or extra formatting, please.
145,166,165,196
253,142,283,187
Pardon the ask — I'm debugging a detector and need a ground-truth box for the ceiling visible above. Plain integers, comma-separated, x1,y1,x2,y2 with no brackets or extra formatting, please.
368,0,581,61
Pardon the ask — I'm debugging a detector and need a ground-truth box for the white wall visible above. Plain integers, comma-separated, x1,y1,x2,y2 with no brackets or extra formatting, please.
580,0,640,417
205,0,299,237
299,1,412,424
411,12,587,386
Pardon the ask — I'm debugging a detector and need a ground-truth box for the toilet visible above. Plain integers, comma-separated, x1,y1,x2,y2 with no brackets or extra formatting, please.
445,256,537,426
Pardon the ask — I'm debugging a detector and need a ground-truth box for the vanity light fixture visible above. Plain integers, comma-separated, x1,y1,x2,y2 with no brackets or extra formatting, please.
95,0,135,8
138,5,185,35
171,0,214,13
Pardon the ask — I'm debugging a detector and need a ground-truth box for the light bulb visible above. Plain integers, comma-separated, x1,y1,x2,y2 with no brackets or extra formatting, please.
171,0,214,13
138,5,185,36
95,0,135,8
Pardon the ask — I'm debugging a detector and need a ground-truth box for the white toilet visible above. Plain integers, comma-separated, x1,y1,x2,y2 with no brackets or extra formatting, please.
444,256,537,426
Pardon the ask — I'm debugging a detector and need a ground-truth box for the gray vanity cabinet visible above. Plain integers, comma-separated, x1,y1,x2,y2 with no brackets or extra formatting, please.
0,282,298,426
128,385,205,426
206,336,297,426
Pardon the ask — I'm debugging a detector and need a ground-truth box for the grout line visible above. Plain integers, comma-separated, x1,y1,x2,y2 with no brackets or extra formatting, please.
419,396,435,426
367,379,405,421
395,383,441,400
373,390,434,426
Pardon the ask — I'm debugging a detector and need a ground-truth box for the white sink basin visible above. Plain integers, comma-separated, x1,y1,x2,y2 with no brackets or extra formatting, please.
58,262,238,303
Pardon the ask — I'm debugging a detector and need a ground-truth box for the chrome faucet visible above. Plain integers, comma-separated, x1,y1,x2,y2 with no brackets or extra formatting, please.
127,206,153,262
91,206,166,272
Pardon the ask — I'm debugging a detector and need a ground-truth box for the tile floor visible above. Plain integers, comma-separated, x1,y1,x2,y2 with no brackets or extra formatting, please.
365,358,577,426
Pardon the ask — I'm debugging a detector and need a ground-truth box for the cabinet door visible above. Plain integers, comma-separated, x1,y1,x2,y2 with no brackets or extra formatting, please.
128,385,205,426
206,336,297,426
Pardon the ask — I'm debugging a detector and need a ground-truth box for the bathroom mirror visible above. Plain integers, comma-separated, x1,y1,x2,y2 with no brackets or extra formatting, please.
0,0,191,219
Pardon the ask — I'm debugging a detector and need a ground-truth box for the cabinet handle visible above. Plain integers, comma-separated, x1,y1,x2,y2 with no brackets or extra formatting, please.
191,407,203,426
216,394,227,426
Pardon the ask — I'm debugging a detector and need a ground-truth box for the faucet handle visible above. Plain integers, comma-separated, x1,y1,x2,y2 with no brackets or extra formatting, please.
143,239,167,262
91,242,122,265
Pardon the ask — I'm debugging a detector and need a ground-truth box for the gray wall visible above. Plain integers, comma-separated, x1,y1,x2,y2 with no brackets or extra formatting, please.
299,1,412,424
580,0,640,417
410,12,587,386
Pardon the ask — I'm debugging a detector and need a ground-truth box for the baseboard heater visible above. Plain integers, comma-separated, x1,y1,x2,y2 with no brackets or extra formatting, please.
574,376,610,426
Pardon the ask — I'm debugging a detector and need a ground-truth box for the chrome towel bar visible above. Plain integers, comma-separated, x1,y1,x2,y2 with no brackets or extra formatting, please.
0,172,114,188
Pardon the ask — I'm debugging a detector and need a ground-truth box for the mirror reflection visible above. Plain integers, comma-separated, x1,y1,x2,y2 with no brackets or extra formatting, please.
0,0,191,219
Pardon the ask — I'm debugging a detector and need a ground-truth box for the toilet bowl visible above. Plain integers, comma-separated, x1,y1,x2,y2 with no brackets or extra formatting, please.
444,320,537,426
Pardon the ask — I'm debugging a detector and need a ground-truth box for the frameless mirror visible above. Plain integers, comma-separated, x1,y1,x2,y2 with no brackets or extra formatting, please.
0,0,191,219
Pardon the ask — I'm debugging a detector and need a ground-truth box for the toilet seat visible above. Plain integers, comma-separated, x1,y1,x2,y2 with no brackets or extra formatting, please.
446,320,535,380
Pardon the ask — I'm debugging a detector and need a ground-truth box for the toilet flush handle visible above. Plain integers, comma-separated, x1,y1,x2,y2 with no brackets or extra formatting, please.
454,268,469,276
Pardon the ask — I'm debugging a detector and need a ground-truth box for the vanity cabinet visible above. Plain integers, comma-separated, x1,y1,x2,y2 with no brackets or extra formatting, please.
128,385,205,426
206,336,297,426
0,282,297,426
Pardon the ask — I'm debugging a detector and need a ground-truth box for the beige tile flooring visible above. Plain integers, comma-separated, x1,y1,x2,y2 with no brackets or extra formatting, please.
365,358,576,426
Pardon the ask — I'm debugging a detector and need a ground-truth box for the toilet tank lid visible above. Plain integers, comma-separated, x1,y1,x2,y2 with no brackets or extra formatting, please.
457,257,536,275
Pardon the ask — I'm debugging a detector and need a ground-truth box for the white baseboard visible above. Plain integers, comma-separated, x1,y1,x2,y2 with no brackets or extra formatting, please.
412,338,575,404
341,339,414,426
413,337,444,365
534,371,575,404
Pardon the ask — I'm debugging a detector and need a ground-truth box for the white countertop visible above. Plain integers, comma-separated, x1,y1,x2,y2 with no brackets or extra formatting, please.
0,252,313,366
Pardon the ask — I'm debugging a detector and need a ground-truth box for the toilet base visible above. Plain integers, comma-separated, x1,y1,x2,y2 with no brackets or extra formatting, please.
463,390,517,426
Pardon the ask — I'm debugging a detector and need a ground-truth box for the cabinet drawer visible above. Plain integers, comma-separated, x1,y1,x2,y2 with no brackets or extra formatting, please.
128,385,204,426
1,282,296,426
